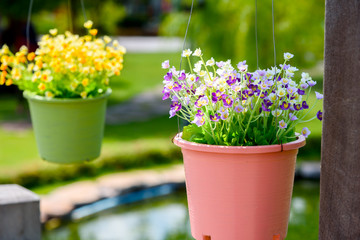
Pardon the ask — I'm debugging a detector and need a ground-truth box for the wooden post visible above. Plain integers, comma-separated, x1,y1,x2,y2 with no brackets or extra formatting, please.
0,184,41,240
320,0,360,239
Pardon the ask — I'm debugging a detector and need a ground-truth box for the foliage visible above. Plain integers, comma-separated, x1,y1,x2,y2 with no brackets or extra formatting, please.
159,0,325,69
0,21,126,98
162,49,323,146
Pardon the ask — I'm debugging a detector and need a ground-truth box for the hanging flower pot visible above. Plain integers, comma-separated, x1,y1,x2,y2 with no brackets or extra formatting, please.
0,20,126,163
174,133,305,240
23,89,111,164
161,48,323,239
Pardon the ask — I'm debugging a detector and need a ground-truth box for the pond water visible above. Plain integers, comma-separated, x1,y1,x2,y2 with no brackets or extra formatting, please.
43,181,319,240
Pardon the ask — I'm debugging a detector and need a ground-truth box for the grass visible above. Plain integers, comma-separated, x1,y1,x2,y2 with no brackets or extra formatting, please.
108,52,181,104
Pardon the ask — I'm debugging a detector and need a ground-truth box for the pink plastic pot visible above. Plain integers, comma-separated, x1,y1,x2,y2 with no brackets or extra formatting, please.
173,134,306,240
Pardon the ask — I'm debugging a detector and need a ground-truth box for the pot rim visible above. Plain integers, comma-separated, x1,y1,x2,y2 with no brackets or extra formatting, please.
173,132,306,154
23,88,112,103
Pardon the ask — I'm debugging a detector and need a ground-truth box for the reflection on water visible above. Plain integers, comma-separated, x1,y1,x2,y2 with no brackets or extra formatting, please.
43,181,319,240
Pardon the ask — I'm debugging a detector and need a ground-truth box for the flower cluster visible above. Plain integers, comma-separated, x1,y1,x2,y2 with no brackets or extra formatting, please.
162,48,323,146
0,20,126,98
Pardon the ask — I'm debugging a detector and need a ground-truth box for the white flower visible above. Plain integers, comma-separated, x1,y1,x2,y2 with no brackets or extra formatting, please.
193,48,202,57
199,70,206,77
182,49,192,57
206,57,215,66
284,52,294,60
162,60,170,69
287,66,299,72
195,84,207,95
269,93,277,102
194,61,202,73
272,109,282,117
277,88,286,98
187,74,197,85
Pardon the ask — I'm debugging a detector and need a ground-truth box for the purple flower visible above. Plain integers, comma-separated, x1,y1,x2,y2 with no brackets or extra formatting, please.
169,102,182,118
297,89,305,95
279,120,287,129
192,114,206,126
294,104,303,111
237,60,248,72
223,97,234,108
212,90,224,103
315,91,323,99
274,75,282,82
256,70,267,77
196,110,204,116
234,105,244,113
265,79,274,87
263,99,273,107
261,102,271,112
178,72,186,81
280,64,290,70
300,83,309,89
302,101,309,109
162,60,170,69
301,127,311,138
220,111,229,120
164,72,172,81
210,113,220,122
259,82,270,90
317,110,323,121
308,80,317,87
172,81,182,91
195,95,209,108
258,91,267,99
216,61,225,68
280,101,290,110
289,113,298,121
162,92,170,100
226,76,236,86
287,86,297,95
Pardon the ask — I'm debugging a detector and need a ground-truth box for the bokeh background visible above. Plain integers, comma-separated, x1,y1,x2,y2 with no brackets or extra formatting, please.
0,0,324,239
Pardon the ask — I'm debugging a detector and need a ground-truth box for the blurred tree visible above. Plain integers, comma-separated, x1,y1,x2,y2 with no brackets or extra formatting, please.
0,0,126,35
160,0,325,70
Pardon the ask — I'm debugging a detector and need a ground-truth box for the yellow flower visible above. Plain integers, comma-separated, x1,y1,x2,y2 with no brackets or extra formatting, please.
27,52,36,61
27,63,34,71
0,64,7,71
45,91,54,98
84,35,92,42
80,91,87,98
19,46,28,54
1,45,9,55
38,83,46,91
41,70,53,82
84,20,93,29
5,79,13,86
89,29,98,36
49,28,58,36
11,68,21,80
0,75,5,85
103,36,112,44
82,78,89,87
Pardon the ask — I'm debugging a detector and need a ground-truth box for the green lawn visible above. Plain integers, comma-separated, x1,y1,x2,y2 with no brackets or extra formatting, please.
108,52,181,104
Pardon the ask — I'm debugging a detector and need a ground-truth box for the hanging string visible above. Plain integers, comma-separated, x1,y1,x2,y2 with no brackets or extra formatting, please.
271,0,282,150
272,0,276,66
177,0,195,134
67,0,73,32
80,0,88,22
255,0,259,69
26,0,34,48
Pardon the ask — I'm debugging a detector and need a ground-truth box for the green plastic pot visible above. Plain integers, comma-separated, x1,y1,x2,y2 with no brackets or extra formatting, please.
23,89,111,164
